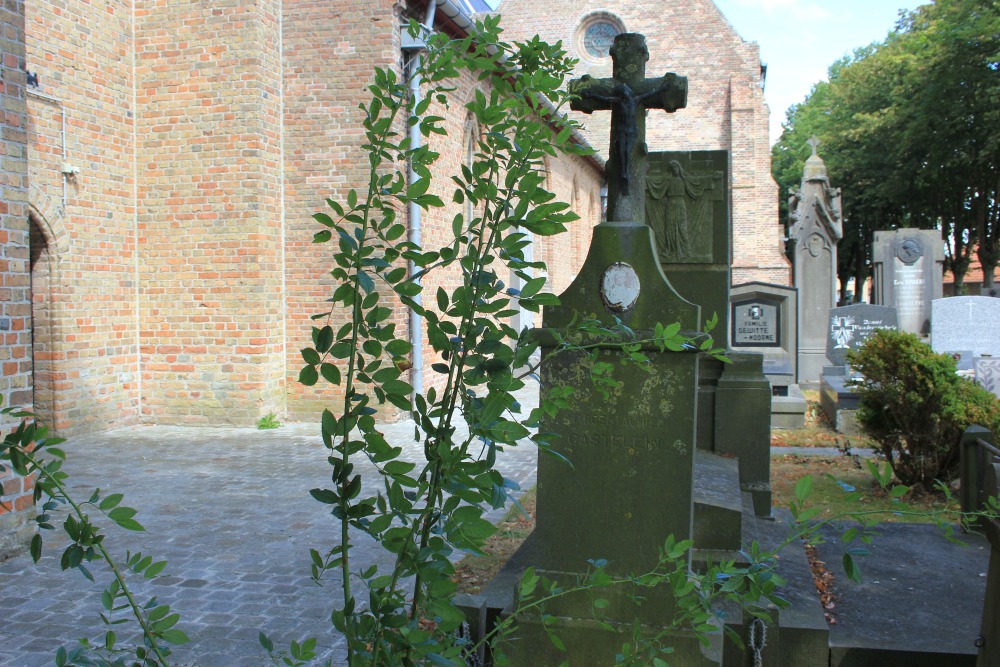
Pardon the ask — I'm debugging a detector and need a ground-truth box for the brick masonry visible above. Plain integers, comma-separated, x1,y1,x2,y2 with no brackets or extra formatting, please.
2,0,783,437
0,0,36,559
498,0,792,286
1,0,602,442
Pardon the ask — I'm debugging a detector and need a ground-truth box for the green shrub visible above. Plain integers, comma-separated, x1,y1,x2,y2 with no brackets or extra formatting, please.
847,329,1000,490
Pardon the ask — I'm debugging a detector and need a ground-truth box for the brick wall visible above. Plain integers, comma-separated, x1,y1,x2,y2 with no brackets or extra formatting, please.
498,0,791,286
135,0,285,424
0,0,35,558
25,0,138,435
283,1,602,420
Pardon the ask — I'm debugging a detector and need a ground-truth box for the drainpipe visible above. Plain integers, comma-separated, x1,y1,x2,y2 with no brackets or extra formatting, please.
405,0,438,399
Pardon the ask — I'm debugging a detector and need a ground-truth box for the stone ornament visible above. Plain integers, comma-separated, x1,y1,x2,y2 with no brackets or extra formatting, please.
600,262,640,312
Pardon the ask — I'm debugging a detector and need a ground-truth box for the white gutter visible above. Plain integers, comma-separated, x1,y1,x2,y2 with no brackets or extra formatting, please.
406,0,439,399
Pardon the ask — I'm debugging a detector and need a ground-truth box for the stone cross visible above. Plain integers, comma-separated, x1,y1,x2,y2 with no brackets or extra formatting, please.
568,34,687,225
808,135,821,156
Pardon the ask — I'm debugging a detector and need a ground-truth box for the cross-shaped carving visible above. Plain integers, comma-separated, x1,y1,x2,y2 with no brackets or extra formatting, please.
808,135,821,156
568,34,687,224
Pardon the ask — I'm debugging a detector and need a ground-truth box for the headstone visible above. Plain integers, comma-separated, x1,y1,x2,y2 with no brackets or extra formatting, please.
730,282,798,384
871,229,944,335
825,303,899,368
931,296,1000,359
976,357,1000,399
788,137,842,384
505,33,718,665
730,282,807,429
646,150,736,454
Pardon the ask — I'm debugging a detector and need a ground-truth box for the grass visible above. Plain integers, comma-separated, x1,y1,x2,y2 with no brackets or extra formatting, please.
453,489,535,595
770,452,956,523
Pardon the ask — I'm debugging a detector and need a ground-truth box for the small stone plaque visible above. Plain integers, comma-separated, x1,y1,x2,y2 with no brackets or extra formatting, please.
731,298,780,347
826,303,899,367
600,262,640,312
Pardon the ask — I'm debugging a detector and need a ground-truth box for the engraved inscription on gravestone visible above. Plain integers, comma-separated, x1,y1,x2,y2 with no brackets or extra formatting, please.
893,237,925,333
826,303,899,367
731,298,780,347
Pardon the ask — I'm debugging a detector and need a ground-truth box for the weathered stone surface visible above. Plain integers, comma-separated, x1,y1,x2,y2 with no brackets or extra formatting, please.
647,150,730,334
788,138,842,384
871,229,944,335
976,357,1000,398
826,303,899,368
931,296,1000,359
569,33,687,226
731,282,799,384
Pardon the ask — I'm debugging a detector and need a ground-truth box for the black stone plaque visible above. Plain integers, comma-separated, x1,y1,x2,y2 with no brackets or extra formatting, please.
826,303,898,367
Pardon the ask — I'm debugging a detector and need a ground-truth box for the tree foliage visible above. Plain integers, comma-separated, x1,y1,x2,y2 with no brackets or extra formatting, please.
772,0,1000,296
847,329,1000,490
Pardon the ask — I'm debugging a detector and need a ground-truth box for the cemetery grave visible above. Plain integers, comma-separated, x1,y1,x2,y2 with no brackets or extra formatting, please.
452,32,990,667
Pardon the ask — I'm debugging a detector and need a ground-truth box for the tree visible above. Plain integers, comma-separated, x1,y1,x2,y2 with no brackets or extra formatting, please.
772,0,1000,295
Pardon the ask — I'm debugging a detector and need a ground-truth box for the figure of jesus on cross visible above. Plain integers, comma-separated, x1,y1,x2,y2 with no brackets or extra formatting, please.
569,34,687,226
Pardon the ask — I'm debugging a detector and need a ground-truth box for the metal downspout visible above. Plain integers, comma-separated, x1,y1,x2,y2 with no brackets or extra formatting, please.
406,0,438,398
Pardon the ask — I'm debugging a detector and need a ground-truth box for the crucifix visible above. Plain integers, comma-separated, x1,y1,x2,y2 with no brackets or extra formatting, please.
568,33,687,225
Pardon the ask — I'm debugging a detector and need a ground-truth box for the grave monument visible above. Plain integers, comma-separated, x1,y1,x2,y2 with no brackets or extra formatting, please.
788,137,843,385
871,229,944,335
819,303,898,434
504,33,717,664
730,282,807,428
463,34,828,667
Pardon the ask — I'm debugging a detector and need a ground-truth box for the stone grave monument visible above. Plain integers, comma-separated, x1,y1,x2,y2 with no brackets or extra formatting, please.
458,34,831,667
932,296,1000,401
819,303,898,434
642,151,774,513
871,229,944,336
730,282,807,429
500,33,717,664
788,137,842,386
931,296,1000,359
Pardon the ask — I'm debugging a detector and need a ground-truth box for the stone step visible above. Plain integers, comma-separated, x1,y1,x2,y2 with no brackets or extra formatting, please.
692,449,745,553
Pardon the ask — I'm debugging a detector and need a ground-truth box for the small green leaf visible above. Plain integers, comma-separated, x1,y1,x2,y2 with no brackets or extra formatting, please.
299,365,319,386
99,494,124,511
794,475,813,503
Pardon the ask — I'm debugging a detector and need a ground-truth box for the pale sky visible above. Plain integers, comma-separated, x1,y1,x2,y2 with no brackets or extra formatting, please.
712,0,926,144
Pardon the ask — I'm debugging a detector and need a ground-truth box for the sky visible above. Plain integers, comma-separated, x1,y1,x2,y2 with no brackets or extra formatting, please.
712,0,926,144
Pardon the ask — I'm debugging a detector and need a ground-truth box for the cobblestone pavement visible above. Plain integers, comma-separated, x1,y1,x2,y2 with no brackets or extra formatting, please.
0,387,540,667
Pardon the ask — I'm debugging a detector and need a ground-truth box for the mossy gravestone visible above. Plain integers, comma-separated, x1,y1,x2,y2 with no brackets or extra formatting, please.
503,34,720,665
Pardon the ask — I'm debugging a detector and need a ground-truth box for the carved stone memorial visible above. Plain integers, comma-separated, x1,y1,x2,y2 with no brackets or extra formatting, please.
872,229,944,335
788,137,843,384
504,33,718,665
647,150,729,333
730,282,806,429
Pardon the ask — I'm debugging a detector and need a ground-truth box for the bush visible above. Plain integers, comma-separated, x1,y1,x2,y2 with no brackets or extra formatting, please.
847,329,1000,490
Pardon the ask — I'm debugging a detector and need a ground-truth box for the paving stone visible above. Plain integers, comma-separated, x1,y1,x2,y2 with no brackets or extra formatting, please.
0,385,540,664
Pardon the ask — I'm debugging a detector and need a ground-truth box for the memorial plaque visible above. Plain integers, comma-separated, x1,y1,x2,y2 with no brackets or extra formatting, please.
872,230,944,335
826,303,899,367
731,282,799,384
731,298,780,347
